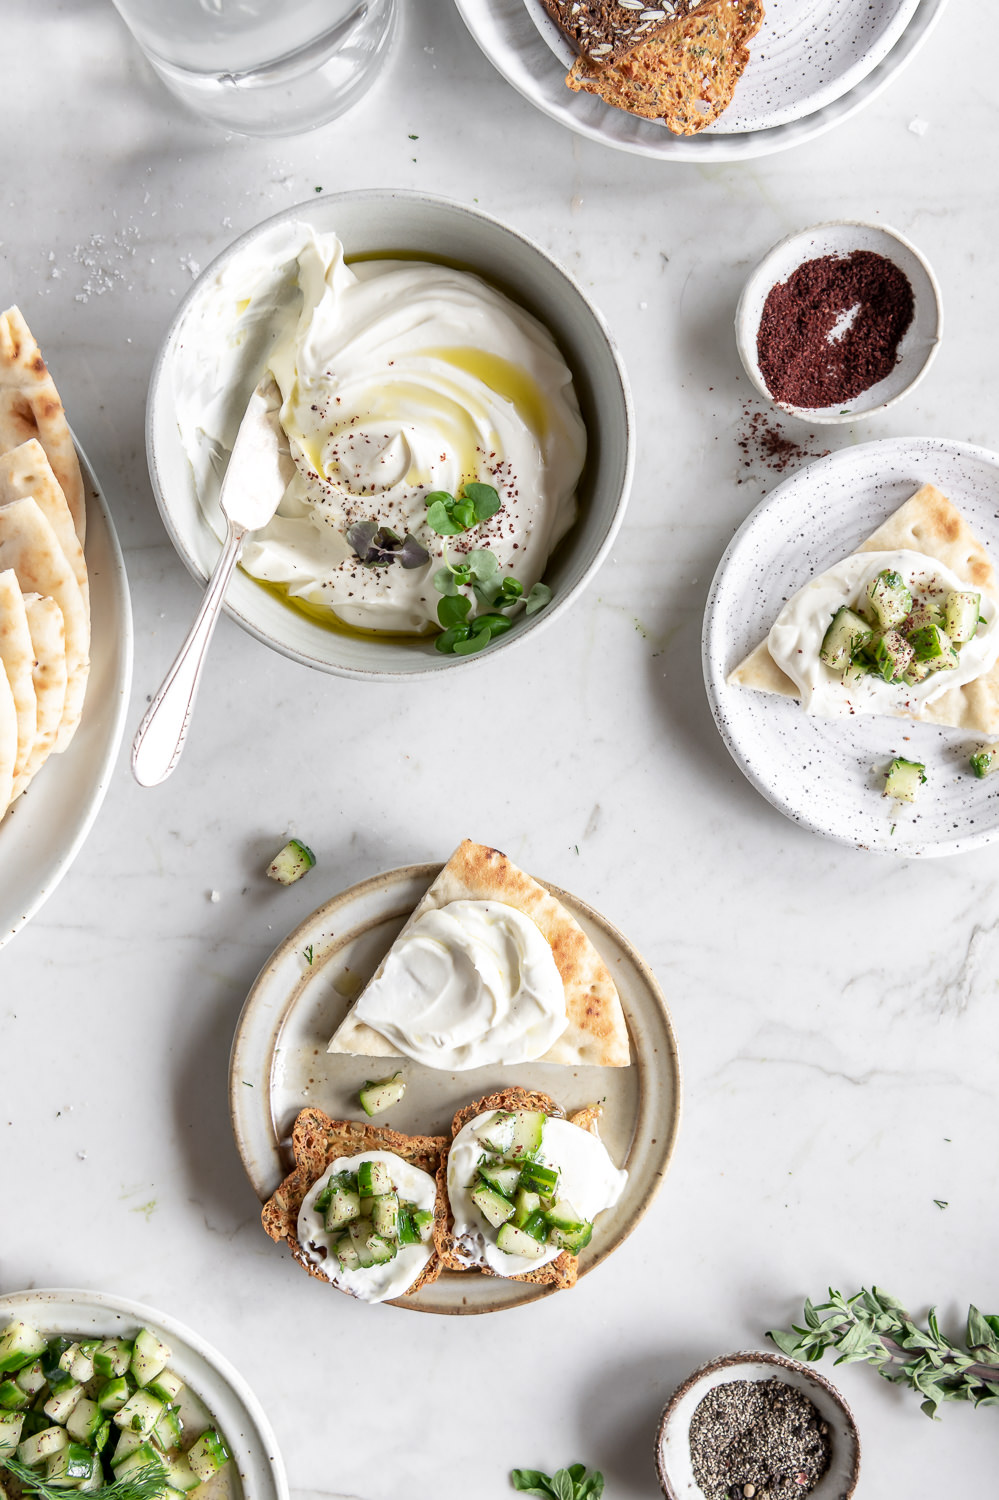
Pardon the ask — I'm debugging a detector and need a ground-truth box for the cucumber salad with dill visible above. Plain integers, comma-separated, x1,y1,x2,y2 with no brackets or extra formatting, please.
0,1320,229,1500
820,569,983,689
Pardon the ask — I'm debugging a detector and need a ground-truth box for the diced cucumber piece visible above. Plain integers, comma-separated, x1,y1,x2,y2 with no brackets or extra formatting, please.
18,1424,70,1466
502,1111,547,1163
477,1160,522,1199
97,1376,133,1413
970,744,999,779
79,1454,106,1493
113,1441,165,1480
519,1210,549,1241
371,1193,400,1239
473,1111,516,1155
0,1321,47,1375
358,1073,406,1117
544,1199,586,1232
153,1405,183,1451
0,1411,25,1458
332,1239,362,1271
366,1234,397,1266
518,1161,559,1196
324,1184,361,1231
46,1441,96,1486
94,1421,112,1455
944,590,981,644
187,1430,230,1483
866,569,912,629
0,1380,29,1411
110,1428,146,1463
842,657,871,688
131,1329,171,1390
908,622,958,669
884,757,926,802
549,1219,593,1254
44,1382,83,1425
165,1457,201,1494
66,1397,103,1445
266,838,316,885
15,1359,47,1397
412,1209,434,1243
902,658,934,685
93,1340,133,1380
470,1184,516,1229
347,1218,377,1269
146,1369,183,1404
495,1222,547,1260
356,1160,393,1198
820,606,873,672
512,1187,542,1229
397,1203,419,1245
872,629,915,683
59,1343,95,1385
905,598,942,632
114,1389,165,1437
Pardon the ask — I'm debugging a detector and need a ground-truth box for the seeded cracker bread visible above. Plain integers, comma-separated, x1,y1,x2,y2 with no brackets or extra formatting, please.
261,1106,447,1296
566,0,764,136
729,484,999,735
435,1088,604,1291
542,0,708,68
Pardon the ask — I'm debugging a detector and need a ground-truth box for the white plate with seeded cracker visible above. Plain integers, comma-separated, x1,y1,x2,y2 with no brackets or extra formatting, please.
454,0,947,159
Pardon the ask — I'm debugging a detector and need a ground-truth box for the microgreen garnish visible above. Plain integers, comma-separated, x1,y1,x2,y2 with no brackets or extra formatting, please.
303,944,314,965
511,1465,603,1500
346,520,429,570
525,581,552,616
769,1287,999,1418
933,1199,948,1210
424,483,501,536
1,1458,168,1500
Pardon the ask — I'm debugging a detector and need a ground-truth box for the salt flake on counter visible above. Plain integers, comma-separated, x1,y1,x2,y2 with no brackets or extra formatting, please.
908,117,929,136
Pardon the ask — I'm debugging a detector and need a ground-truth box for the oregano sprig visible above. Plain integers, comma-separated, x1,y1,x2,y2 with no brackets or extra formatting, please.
769,1287,999,1418
511,1463,604,1500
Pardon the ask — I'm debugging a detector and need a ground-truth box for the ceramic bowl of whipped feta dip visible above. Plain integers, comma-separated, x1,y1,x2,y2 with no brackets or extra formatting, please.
147,190,633,679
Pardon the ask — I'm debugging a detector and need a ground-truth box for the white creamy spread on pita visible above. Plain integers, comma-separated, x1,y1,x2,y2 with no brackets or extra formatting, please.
447,1110,627,1278
173,223,585,634
353,899,567,1070
770,549,999,718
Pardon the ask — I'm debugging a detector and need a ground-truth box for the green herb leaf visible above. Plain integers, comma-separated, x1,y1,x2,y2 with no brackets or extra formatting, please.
433,567,458,596
465,482,501,521
425,499,462,536
525,581,553,616
510,1474,552,1497
467,548,498,580
434,624,472,654
550,1471,574,1500
437,594,472,629
2,1458,168,1500
303,944,314,965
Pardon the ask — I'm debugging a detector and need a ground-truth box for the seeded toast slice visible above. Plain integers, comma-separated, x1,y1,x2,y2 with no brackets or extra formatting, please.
566,0,764,136
435,1087,605,1291
261,1105,447,1295
541,0,707,68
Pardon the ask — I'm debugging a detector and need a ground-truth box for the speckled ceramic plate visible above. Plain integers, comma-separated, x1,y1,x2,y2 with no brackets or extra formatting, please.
0,1288,288,1500
454,0,947,159
229,861,681,1314
703,437,999,857
0,437,133,949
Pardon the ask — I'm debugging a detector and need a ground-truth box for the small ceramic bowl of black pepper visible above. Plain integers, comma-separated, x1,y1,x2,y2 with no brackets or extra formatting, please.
655,1349,861,1500
734,220,943,424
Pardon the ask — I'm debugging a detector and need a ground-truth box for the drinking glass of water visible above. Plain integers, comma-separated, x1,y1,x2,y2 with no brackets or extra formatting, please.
110,0,397,136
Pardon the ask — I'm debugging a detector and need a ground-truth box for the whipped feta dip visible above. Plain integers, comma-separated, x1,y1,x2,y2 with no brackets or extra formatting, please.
296,1150,436,1304
174,222,586,633
768,549,999,718
354,899,567,1070
447,1109,627,1278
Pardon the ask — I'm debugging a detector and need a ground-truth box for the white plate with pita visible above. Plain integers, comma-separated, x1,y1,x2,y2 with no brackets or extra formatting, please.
455,0,945,159
703,436,999,858
229,859,681,1313
0,438,132,947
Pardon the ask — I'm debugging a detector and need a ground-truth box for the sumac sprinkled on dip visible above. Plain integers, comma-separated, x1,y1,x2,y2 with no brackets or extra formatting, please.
757,250,915,410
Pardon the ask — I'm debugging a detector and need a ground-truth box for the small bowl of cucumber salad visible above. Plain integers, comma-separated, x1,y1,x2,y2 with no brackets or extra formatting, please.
0,1289,288,1500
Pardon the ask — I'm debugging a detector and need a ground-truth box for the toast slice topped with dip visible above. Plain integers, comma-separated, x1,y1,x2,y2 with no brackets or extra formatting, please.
327,839,631,1070
730,484,999,733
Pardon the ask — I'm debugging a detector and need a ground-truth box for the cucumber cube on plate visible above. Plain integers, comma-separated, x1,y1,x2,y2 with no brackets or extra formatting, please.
358,1073,406,1117
131,1328,172,1389
470,1184,516,1229
865,569,912,629
113,1440,164,1479
15,1359,47,1398
0,1380,29,1412
356,1160,392,1199
66,1396,104,1445
873,630,915,683
0,1410,25,1458
944,589,981,644
46,1441,97,1486
908,623,958,669
0,1321,47,1375
114,1389,165,1436
495,1222,547,1260
18,1424,70,1467
266,838,315,885
472,1111,516,1155
43,1382,83,1425
970,744,999,779
370,1193,400,1239
884,758,926,802
187,1430,230,1483
820,606,873,672
98,1376,133,1413
93,1340,133,1380
147,1369,184,1404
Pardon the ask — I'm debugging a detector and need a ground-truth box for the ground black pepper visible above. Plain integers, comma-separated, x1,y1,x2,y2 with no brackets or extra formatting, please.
756,250,915,409
688,1377,832,1500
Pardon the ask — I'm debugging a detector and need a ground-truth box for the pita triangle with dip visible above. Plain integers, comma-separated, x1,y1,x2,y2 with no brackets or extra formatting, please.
329,839,632,1068
730,484,999,735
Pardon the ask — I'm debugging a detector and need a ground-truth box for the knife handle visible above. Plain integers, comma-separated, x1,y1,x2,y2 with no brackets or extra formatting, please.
131,521,244,787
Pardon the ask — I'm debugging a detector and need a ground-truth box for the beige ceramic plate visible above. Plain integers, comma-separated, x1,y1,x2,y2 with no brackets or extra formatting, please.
229,862,681,1313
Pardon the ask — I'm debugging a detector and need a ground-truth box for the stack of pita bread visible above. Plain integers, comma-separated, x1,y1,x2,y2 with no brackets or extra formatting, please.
0,306,90,820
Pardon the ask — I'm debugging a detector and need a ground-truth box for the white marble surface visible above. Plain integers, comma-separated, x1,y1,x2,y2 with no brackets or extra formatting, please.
3,1,999,1496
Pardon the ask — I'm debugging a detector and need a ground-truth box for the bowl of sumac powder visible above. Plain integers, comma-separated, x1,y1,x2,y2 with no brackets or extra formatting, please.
655,1350,860,1500
735,221,942,423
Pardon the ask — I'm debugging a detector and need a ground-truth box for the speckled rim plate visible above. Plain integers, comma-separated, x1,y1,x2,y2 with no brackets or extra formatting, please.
229,861,681,1314
703,437,999,858
0,1288,289,1500
0,437,133,949
453,0,947,160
